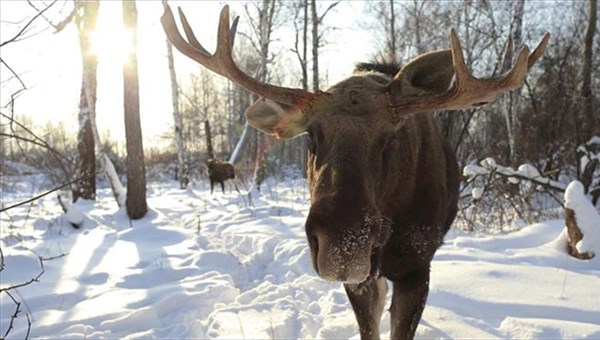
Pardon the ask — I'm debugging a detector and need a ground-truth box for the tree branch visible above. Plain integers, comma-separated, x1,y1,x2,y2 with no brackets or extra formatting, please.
0,173,94,213
0,0,58,48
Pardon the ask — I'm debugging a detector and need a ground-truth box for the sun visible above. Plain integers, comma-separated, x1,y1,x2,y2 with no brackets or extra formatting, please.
89,3,134,65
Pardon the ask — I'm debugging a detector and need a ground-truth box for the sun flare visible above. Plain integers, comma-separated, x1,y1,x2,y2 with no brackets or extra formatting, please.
89,0,134,66
90,23,134,65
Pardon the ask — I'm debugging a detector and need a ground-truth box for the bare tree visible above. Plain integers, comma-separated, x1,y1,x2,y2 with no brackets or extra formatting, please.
386,0,397,62
581,0,597,142
180,68,223,162
72,0,98,202
122,0,147,219
36,0,127,207
161,0,189,189
502,0,525,165
243,0,280,190
310,0,340,91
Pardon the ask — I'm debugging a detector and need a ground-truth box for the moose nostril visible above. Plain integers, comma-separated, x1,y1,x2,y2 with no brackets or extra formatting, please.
308,234,319,252
306,233,320,274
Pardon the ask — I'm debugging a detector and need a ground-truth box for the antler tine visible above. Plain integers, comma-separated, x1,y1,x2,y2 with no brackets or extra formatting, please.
391,28,549,118
161,5,316,106
230,16,239,49
528,33,550,70
216,5,234,64
177,7,209,55
449,28,472,84
500,36,514,74
502,45,530,87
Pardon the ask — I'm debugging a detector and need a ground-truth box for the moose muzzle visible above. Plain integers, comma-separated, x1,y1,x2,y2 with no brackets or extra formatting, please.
305,198,388,284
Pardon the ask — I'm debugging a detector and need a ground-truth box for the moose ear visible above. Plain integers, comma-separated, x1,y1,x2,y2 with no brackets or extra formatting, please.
245,99,308,139
391,50,454,97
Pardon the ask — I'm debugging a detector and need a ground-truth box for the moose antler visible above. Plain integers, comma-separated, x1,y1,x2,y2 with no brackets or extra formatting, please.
160,5,316,107
392,29,550,118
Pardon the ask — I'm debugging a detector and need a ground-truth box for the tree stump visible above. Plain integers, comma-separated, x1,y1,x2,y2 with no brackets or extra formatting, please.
565,207,593,260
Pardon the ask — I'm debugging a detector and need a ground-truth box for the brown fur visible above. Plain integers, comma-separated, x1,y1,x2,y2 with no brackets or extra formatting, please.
303,70,459,339
207,159,235,194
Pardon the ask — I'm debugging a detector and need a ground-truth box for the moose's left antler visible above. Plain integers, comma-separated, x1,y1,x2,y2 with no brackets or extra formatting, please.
391,29,550,118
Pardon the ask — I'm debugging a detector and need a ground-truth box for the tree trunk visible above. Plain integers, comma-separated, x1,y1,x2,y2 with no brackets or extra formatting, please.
311,0,319,92
228,122,250,165
565,208,593,260
300,0,309,177
581,0,597,141
205,119,215,160
123,0,147,220
162,0,188,189
72,0,99,202
506,0,525,165
247,0,277,190
388,0,397,62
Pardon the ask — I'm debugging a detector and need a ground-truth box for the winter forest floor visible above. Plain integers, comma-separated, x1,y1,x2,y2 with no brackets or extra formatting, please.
1,174,600,339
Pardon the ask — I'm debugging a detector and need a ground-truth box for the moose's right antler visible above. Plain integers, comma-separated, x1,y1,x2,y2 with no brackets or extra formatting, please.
161,5,316,108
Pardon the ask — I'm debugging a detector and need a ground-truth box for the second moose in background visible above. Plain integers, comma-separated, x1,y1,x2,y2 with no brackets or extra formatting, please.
207,159,235,194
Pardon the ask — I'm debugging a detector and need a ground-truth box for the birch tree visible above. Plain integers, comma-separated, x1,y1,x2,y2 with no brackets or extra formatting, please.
72,0,98,202
503,0,525,165
162,0,188,189
243,0,279,190
44,0,126,207
291,0,310,175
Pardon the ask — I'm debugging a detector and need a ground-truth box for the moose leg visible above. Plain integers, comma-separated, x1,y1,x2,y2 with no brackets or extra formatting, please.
389,267,430,339
210,180,215,194
344,276,388,340
220,181,225,193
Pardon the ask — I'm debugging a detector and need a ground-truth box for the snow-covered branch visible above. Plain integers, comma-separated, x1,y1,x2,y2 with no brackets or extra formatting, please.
464,157,566,194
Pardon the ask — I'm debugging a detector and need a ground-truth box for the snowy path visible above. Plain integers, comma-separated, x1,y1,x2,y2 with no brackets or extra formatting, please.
1,179,599,339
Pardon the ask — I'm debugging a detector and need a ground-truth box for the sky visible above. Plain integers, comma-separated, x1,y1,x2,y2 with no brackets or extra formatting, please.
0,1,373,149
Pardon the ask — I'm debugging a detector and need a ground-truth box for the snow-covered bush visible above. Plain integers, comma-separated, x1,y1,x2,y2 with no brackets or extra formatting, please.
458,157,565,232
577,136,600,206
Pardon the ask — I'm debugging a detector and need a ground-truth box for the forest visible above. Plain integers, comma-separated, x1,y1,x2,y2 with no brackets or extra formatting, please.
1,0,599,339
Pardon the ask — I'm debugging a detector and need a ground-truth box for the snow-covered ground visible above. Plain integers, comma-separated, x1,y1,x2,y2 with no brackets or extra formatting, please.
1,176,599,339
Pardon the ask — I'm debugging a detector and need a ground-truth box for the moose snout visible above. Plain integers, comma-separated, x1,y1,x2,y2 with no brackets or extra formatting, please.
305,212,374,284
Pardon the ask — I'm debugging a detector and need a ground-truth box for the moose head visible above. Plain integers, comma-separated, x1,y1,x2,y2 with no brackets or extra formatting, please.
162,5,548,339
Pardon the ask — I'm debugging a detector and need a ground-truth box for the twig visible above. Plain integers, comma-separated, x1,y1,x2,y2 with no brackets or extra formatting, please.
3,290,23,339
1,252,66,339
0,57,27,90
0,0,58,47
27,0,75,33
0,173,95,213
0,132,63,153
0,246,4,272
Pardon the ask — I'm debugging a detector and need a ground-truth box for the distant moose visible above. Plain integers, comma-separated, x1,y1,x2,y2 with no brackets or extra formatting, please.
206,159,235,194
162,6,548,339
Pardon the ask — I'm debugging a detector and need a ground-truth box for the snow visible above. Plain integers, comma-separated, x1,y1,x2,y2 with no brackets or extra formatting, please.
517,163,541,179
564,181,600,256
471,187,484,200
2,176,600,339
463,158,567,193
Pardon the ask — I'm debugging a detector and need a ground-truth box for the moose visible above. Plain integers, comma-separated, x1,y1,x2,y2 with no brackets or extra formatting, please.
206,159,235,194
162,6,548,339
